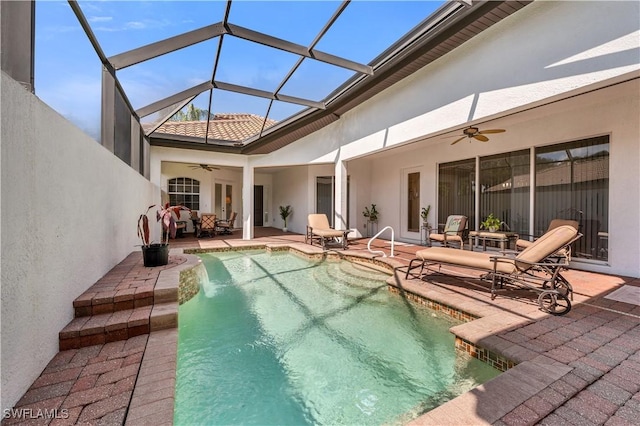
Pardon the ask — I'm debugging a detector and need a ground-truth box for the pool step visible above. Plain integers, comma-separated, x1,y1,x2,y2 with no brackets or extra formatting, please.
58,252,179,350
320,262,389,288
314,265,389,302
338,260,392,280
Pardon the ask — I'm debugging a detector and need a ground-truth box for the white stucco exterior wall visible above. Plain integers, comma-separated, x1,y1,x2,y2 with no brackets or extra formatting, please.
1,73,157,411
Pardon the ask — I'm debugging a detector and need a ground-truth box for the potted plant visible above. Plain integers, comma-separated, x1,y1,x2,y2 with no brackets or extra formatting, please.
420,205,432,228
363,204,380,237
137,203,189,267
279,205,292,232
362,204,379,223
480,213,502,232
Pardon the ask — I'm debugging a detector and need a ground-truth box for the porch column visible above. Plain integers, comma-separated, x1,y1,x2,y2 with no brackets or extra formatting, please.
334,157,348,231
242,163,254,240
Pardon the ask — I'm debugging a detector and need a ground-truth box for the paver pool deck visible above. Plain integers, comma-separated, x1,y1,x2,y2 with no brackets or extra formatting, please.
3,228,639,425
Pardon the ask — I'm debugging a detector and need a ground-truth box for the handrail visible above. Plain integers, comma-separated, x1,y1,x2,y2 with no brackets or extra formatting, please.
367,226,395,257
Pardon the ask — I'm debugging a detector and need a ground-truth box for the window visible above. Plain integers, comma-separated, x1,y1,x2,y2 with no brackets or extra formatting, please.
535,136,609,261
168,177,200,210
316,176,350,228
437,159,475,232
407,172,420,232
479,150,530,235
438,136,609,261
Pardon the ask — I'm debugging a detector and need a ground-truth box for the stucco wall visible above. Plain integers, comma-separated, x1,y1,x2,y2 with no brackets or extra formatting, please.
359,78,639,276
1,73,157,411
272,166,310,233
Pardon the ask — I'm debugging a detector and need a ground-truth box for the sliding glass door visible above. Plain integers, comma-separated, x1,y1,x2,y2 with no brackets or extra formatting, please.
437,135,609,261
479,150,530,236
437,159,475,232
535,136,609,260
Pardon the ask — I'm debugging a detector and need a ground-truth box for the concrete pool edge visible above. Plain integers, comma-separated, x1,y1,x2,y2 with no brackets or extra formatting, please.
133,244,565,425
388,269,591,425
126,249,201,425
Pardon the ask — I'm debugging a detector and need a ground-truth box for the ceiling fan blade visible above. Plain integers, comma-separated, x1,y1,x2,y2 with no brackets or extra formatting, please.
478,129,505,134
451,136,466,145
474,134,489,142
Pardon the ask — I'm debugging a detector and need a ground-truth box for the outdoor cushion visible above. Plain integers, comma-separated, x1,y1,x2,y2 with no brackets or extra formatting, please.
416,247,517,274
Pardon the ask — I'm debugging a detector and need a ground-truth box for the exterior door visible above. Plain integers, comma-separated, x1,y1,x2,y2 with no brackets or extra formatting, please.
316,176,334,227
254,185,264,226
401,167,422,240
214,182,234,220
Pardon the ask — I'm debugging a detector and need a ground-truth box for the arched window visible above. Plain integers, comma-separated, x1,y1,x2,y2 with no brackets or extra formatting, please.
168,177,200,210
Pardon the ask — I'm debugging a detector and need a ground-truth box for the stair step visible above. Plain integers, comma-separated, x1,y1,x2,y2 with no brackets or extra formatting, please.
59,306,152,350
73,286,154,317
338,260,392,280
59,251,183,350
325,263,387,288
313,266,388,302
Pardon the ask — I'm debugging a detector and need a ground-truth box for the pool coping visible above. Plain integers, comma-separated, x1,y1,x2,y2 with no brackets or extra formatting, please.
128,242,570,425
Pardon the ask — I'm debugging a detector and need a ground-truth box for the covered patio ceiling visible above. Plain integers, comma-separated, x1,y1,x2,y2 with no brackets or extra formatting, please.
71,0,531,155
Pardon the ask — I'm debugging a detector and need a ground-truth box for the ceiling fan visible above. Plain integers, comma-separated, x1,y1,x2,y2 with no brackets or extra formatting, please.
451,126,506,145
189,164,219,172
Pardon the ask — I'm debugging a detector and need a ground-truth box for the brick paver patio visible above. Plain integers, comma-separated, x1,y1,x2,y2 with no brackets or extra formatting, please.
3,227,639,425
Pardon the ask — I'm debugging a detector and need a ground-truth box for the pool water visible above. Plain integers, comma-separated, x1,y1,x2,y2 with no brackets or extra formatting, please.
175,250,498,425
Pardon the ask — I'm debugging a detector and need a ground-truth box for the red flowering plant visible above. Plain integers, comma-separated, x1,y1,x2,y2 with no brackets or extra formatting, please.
137,204,190,247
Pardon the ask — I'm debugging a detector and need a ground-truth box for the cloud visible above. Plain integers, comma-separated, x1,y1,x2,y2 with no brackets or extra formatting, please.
36,76,102,140
88,16,113,23
125,21,147,30
93,17,172,33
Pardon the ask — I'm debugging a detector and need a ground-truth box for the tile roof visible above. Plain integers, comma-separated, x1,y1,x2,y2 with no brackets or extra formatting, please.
153,113,278,142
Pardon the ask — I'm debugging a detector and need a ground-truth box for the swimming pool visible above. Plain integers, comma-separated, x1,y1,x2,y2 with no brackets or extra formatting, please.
175,250,498,425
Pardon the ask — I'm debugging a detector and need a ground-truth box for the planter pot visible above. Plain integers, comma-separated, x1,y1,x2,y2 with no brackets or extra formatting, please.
488,226,498,232
142,244,169,267
282,227,288,233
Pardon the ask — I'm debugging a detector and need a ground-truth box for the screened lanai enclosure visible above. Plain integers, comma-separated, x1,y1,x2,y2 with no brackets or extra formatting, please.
4,0,618,264
27,0,536,162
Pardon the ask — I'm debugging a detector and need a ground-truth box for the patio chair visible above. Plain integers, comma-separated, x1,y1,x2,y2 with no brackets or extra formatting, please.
216,211,237,235
306,214,349,250
406,225,582,315
199,213,217,238
171,208,190,238
429,215,467,249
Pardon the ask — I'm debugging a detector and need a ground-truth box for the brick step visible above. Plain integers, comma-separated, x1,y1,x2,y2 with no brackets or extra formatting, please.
73,284,155,317
59,303,177,350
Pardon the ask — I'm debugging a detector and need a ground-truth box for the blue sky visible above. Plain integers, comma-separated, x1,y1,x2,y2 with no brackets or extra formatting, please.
35,1,444,140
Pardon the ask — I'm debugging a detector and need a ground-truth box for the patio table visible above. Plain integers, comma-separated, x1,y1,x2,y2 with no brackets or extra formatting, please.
468,231,519,251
